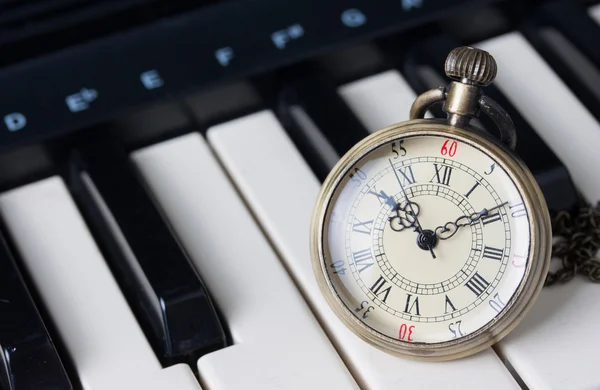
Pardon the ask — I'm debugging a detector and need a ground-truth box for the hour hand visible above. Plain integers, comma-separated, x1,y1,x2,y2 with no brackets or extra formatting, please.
434,202,509,240
388,201,421,232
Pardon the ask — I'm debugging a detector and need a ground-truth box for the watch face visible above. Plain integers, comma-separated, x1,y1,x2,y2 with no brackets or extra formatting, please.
321,133,532,346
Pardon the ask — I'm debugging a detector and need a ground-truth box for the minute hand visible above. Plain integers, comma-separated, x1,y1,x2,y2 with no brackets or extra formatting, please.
434,202,509,241
388,159,436,259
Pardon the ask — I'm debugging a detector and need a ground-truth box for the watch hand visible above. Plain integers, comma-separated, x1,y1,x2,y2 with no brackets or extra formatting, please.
388,201,420,232
388,159,436,259
434,201,509,240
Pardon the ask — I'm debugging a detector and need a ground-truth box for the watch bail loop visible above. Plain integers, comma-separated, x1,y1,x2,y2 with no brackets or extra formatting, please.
408,46,517,151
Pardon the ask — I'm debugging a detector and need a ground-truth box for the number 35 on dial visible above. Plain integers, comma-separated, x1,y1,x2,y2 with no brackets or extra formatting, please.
310,123,550,361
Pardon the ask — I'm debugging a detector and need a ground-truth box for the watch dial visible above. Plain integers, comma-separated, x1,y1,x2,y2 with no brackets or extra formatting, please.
323,134,531,344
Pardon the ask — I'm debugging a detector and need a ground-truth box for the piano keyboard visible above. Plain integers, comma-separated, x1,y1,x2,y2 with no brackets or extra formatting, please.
1,1,600,389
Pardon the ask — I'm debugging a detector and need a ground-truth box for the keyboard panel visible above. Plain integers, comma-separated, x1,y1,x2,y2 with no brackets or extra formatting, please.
0,0,503,153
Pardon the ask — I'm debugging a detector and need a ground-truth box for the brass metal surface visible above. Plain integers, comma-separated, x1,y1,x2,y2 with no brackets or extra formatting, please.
445,46,497,86
444,82,481,118
409,87,445,119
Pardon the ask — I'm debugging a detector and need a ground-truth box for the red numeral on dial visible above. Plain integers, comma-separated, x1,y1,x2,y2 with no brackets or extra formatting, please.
441,140,458,157
512,254,527,268
398,323,415,341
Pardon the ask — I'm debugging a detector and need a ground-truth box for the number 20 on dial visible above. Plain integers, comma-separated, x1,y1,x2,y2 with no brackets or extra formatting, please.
310,121,551,361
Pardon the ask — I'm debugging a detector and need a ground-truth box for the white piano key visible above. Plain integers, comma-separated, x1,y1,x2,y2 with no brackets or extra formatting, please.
589,4,600,24
206,109,520,389
496,279,600,390
0,177,201,390
130,133,358,390
338,70,419,132
477,32,600,389
479,32,600,204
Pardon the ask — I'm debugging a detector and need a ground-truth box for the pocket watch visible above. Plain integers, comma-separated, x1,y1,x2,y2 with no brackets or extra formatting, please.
310,47,552,361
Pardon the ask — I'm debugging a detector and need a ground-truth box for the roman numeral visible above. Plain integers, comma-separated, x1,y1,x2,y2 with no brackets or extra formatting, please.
430,164,453,186
465,182,480,198
404,294,420,316
465,272,490,297
352,218,373,234
352,249,374,273
444,295,456,314
482,245,504,261
510,203,527,218
368,187,396,208
370,275,392,303
398,165,416,186
481,212,502,225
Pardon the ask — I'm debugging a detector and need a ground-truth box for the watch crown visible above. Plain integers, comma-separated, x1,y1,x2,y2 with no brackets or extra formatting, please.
445,46,497,86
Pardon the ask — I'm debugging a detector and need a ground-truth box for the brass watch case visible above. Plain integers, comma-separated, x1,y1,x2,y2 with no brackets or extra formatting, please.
309,119,552,361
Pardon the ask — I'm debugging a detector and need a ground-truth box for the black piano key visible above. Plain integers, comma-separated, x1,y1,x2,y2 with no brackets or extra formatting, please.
520,2,600,122
61,131,227,367
401,54,449,120
255,68,369,181
396,34,582,213
540,1,600,68
287,72,371,156
0,233,73,390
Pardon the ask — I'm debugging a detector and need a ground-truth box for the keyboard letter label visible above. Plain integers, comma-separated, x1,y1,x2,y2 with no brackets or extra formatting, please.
215,47,234,67
271,24,304,49
402,0,423,11
65,88,98,113
341,9,367,28
140,70,164,90
4,113,26,132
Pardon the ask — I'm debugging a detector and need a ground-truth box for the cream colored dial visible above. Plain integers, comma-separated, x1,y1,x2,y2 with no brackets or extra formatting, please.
324,134,531,345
